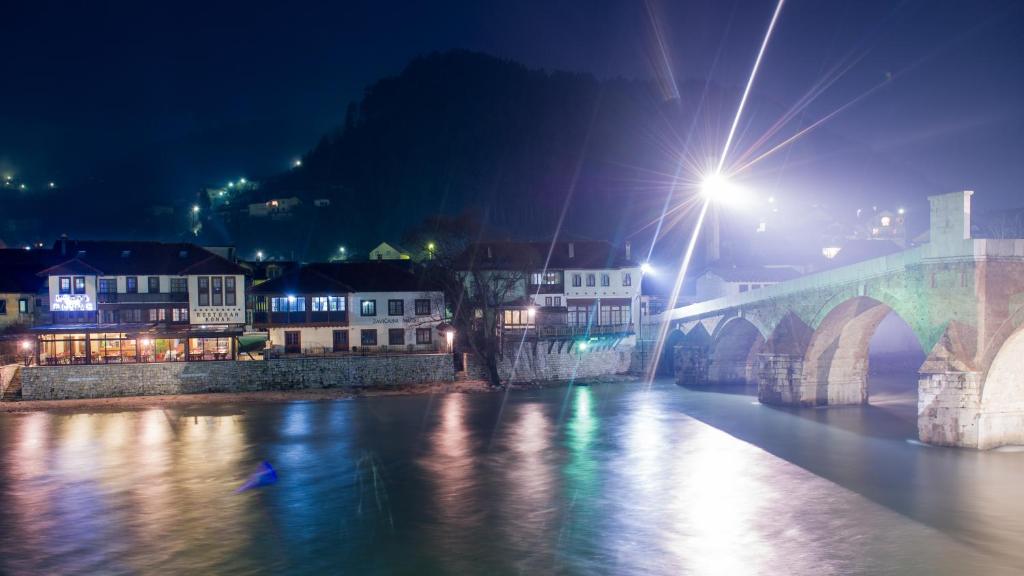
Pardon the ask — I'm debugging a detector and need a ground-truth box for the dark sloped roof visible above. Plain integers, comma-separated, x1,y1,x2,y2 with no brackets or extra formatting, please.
40,240,245,276
252,261,436,294
457,241,635,270
0,249,58,293
706,265,803,282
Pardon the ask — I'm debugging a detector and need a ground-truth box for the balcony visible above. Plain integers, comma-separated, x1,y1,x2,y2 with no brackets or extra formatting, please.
98,292,189,304
501,323,634,340
253,310,349,326
528,283,565,294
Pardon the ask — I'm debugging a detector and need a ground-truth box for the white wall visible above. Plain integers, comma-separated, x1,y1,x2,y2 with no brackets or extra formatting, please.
349,290,443,345
268,326,341,351
189,274,246,325
563,266,642,324
48,275,97,312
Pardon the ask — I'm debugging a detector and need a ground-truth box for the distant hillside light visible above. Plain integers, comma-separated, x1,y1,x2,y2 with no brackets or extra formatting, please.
898,207,906,215
19,183,25,190
257,250,264,261
192,205,200,213
49,181,55,188
239,178,247,184
293,159,302,168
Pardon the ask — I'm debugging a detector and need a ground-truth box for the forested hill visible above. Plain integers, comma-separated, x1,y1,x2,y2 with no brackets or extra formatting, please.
248,50,713,256
225,49,934,261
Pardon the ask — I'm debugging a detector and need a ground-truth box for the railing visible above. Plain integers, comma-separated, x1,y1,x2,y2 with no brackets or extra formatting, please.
252,311,349,325
98,292,189,304
266,343,446,359
501,323,634,339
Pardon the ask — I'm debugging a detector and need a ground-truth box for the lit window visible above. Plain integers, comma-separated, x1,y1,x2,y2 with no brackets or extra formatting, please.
880,216,892,227
361,300,377,316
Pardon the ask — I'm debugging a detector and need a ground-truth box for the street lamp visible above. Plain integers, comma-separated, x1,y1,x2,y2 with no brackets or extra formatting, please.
20,340,32,366
293,159,302,168
257,250,264,262
192,205,200,213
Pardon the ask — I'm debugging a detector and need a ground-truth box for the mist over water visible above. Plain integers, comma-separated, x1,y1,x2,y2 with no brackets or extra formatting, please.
1,375,1022,575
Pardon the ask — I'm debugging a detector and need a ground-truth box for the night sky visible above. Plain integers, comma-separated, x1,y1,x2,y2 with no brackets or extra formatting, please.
2,0,1022,214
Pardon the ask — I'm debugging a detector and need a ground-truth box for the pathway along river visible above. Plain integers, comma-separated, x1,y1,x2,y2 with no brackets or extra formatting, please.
1,376,1023,574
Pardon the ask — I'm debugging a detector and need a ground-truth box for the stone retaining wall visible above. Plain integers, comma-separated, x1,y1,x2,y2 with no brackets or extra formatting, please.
465,341,632,383
21,354,455,400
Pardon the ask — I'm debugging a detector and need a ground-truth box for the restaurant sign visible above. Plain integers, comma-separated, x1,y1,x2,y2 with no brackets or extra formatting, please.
52,294,95,311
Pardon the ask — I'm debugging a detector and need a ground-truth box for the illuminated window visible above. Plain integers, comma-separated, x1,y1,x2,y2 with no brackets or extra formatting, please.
73,276,87,295
125,276,137,293
822,246,841,259
361,300,376,316
18,298,28,314
880,216,892,227
59,277,71,295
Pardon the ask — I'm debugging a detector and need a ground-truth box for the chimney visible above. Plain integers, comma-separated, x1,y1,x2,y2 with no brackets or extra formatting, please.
927,190,973,256
568,242,575,259
60,233,68,256
486,245,493,259
625,241,631,261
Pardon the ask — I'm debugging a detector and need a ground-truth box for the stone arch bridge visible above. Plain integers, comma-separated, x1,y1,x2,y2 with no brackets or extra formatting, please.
652,191,1024,449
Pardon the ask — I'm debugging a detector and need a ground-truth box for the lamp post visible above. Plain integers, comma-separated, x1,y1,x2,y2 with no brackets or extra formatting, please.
20,340,33,367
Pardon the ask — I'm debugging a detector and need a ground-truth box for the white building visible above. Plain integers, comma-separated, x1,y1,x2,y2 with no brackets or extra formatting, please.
252,261,446,355
33,240,247,364
694,265,802,301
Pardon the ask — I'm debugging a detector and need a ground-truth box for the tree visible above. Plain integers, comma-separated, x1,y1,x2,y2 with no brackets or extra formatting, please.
405,213,534,386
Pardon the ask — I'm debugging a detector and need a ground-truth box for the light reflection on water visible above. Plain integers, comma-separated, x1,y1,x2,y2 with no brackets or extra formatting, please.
0,379,1022,574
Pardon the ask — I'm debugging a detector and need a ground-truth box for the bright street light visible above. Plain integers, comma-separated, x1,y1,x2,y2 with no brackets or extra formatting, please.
49,182,56,188
640,262,654,275
700,172,748,207
239,178,247,184
293,159,302,168
257,250,264,261
192,205,200,213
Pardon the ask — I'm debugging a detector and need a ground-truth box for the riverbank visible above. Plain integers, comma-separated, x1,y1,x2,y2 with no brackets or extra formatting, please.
0,374,638,413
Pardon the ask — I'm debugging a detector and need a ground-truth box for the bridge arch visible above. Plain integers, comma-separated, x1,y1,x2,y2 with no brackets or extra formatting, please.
978,326,1024,449
708,317,766,385
801,296,927,406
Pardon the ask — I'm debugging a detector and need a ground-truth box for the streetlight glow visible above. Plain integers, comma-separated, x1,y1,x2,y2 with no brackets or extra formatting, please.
700,172,748,207
192,205,200,213
641,262,654,275
293,159,302,168
257,250,264,261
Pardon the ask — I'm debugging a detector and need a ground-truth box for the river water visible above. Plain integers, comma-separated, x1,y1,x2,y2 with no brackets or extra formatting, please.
1,376,1022,575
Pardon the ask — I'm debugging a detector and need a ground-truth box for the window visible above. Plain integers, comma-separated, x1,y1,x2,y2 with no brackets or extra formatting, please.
739,284,749,293
284,331,301,354
572,274,582,287
416,328,432,345
212,277,223,306
198,277,210,306
225,277,236,306
18,298,28,314
0,300,5,315
98,278,117,293
388,299,404,316
148,276,160,293
361,300,376,316
415,299,431,315
172,308,189,322
751,284,761,290
554,297,561,306
147,308,167,322
599,304,631,326
121,309,142,323
59,277,71,295
545,296,552,306
126,276,138,293
388,328,405,346
170,278,187,293
622,273,632,287
101,309,117,323
361,329,378,346
568,305,593,326
586,274,596,287
332,330,349,352
312,296,329,311
503,309,534,327
530,271,561,285
270,297,305,312
600,274,610,287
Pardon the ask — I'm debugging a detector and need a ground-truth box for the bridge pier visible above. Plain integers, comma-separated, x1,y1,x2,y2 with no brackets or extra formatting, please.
674,346,708,386
918,369,982,447
757,353,805,405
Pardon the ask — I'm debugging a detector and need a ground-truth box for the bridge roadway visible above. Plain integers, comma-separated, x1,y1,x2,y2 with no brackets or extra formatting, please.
651,191,1024,449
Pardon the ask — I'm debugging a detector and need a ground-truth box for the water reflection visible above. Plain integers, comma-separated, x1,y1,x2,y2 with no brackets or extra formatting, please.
0,380,1022,574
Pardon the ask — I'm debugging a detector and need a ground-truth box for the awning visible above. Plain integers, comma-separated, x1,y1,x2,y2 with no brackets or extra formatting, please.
30,323,244,338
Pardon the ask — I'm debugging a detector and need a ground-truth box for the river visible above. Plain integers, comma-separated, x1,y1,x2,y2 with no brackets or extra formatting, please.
1,376,1022,574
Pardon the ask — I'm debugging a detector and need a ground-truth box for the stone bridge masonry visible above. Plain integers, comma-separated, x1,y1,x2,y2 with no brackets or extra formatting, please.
651,191,1024,449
